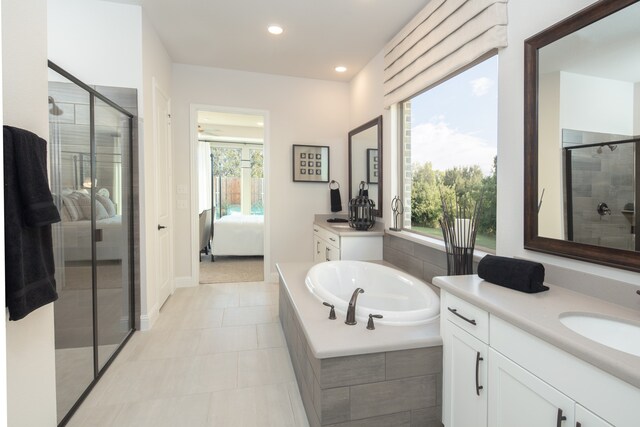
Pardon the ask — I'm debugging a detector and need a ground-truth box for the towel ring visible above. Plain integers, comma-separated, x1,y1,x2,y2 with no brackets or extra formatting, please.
329,180,340,190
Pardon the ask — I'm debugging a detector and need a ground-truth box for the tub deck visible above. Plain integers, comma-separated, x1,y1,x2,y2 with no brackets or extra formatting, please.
276,262,441,359
277,261,443,426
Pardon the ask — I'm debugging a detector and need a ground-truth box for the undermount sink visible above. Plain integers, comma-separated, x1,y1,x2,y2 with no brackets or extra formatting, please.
559,312,640,357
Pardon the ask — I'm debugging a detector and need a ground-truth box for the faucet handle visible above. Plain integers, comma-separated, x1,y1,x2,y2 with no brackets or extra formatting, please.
366,314,383,330
322,302,337,320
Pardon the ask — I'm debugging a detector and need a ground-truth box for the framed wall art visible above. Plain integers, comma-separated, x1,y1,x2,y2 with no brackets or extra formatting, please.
367,148,378,184
292,144,330,182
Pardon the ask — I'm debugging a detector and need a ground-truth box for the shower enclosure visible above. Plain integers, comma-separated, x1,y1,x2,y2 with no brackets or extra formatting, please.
48,62,136,426
563,129,639,251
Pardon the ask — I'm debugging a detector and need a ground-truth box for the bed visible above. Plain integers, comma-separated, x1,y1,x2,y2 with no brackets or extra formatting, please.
212,213,264,256
56,189,127,262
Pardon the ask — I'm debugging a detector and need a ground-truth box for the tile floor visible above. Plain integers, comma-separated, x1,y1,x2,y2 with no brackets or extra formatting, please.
67,281,309,427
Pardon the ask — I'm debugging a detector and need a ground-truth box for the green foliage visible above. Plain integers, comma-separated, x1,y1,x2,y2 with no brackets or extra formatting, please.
211,147,241,177
410,156,497,237
251,149,263,178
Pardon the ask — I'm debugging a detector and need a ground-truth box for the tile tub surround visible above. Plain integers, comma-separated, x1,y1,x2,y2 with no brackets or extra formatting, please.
277,262,443,426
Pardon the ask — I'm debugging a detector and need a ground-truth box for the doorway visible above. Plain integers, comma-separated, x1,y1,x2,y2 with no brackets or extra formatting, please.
192,107,269,284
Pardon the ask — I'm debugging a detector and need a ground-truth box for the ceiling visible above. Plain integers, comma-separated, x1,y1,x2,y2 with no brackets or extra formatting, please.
139,0,430,82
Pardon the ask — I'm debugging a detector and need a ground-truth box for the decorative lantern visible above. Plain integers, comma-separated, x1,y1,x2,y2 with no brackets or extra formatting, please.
349,181,375,230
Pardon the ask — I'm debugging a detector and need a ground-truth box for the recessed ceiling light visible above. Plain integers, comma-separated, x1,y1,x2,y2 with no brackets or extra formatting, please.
335,66,347,73
268,25,284,35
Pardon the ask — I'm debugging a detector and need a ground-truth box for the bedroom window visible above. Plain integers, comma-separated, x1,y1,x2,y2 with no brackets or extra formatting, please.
211,142,263,218
401,56,498,250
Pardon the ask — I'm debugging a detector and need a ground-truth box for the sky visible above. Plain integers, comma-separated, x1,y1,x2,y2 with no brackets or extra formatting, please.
409,56,498,176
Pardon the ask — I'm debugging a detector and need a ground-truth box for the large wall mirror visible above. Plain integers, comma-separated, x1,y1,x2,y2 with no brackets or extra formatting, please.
349,116,383,217
524,0,640,271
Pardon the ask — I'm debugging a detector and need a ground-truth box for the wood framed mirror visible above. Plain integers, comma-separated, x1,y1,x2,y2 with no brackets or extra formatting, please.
524,0,640,271
349,116,383,217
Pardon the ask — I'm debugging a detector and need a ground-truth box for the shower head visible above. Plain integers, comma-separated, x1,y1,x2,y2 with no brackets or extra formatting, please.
48,96,64,116
607,144,617,151
596,146,603,154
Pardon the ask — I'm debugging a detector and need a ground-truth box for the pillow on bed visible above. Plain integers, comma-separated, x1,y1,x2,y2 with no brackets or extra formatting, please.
70,191,109,220
62,195,81,221
95,193,117,218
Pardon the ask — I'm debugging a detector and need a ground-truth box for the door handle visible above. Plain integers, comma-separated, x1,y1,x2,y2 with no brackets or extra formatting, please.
158,224,167,230
556,408,567,426
475,351,484,396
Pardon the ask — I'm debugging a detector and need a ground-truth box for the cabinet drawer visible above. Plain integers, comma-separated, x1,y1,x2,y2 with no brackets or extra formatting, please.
313,225,340,248
443,292,489,343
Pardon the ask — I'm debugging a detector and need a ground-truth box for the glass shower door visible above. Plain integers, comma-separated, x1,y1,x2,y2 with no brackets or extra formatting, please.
49,70,95,424
93,98,133,370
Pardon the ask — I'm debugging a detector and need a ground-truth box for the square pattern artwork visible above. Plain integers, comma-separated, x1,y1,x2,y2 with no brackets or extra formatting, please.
293,145,330,182
367,148,379,184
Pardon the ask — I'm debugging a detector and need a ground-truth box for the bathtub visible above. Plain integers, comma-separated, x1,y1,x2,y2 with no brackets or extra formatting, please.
305,260,440,326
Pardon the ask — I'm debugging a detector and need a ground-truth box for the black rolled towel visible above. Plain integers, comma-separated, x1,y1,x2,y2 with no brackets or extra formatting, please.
477,255,548,294
330,188,342,212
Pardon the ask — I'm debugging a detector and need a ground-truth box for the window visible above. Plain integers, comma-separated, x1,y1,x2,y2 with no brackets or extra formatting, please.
401,56,497,250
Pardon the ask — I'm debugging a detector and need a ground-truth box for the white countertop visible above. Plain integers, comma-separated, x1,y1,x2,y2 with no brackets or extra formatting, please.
314,214,385,237
277,262,442,359
433,275,640,389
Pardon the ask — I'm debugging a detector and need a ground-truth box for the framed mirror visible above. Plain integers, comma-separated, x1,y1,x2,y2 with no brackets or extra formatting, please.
349,116,383,217
524,0,640,271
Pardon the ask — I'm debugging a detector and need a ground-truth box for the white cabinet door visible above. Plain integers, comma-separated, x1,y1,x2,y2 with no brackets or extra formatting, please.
325,243,340,261
575,405,613,427
488,349,575,427
443,322,488,427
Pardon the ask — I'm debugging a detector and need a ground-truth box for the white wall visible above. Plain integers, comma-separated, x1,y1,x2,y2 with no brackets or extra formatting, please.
3,0,58,424
47,0,143,103
349,50,394,223
140,11,172,328
498,0,639,284
171,64,349,282
537,72,563,239
634,81,640,134
560,71,634,135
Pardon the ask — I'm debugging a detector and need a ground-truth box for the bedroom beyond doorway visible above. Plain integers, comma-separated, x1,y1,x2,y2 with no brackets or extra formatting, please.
196,108,266,284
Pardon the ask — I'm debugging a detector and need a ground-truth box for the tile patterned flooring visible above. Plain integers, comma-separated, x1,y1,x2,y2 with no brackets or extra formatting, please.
68,281,309,427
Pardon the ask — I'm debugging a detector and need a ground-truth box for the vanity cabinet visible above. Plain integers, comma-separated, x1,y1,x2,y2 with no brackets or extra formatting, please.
442,292,489,427
488,349,575,427
441,290,628,427
312,222,383,262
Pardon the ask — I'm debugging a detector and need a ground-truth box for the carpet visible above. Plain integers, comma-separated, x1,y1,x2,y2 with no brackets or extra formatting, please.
199,255,264,284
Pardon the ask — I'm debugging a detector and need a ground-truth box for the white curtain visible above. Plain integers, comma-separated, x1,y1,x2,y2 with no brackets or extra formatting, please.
383,0,508,107
198,140,212,213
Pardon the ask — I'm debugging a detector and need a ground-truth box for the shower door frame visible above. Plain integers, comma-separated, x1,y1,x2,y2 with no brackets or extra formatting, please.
49,60,137,427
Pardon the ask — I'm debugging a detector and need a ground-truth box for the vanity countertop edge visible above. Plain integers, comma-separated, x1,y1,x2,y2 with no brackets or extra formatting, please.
313,214,385,236
434,274,640,389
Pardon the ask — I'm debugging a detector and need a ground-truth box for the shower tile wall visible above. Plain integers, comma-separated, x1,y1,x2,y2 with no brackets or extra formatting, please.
569,140,635,251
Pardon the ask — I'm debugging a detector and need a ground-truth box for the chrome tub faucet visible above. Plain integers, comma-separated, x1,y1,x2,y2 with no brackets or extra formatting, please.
345,288,364,325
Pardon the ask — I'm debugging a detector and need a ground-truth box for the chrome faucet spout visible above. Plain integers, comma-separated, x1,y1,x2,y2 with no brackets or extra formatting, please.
345,288,364,325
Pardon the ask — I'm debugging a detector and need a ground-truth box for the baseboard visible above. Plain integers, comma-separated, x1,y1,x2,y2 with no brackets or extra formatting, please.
139,302,159,331
175,276,195,288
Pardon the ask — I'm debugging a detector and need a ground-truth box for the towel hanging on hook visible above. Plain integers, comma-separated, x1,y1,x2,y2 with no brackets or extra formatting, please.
329,180,342,212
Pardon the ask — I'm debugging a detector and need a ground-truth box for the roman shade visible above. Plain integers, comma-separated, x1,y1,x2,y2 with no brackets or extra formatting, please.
383,0,508,107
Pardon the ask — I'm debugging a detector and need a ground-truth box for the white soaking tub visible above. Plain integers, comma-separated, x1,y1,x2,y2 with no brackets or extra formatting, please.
305,260,440,326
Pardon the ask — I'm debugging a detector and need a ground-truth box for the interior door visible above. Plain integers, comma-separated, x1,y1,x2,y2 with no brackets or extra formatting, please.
155,83,173,308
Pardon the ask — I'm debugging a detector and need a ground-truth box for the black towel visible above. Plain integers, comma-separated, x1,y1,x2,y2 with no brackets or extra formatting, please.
477,255,548,294
4,126,61,320
330,188,342,212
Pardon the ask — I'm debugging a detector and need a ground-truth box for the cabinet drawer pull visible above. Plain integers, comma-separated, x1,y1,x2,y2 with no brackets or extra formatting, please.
475,351,484,396
447,307,477,325
313,228,319,233
556,408,567,426
316,241,320,254
325,247,330,261
329,237,336,242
